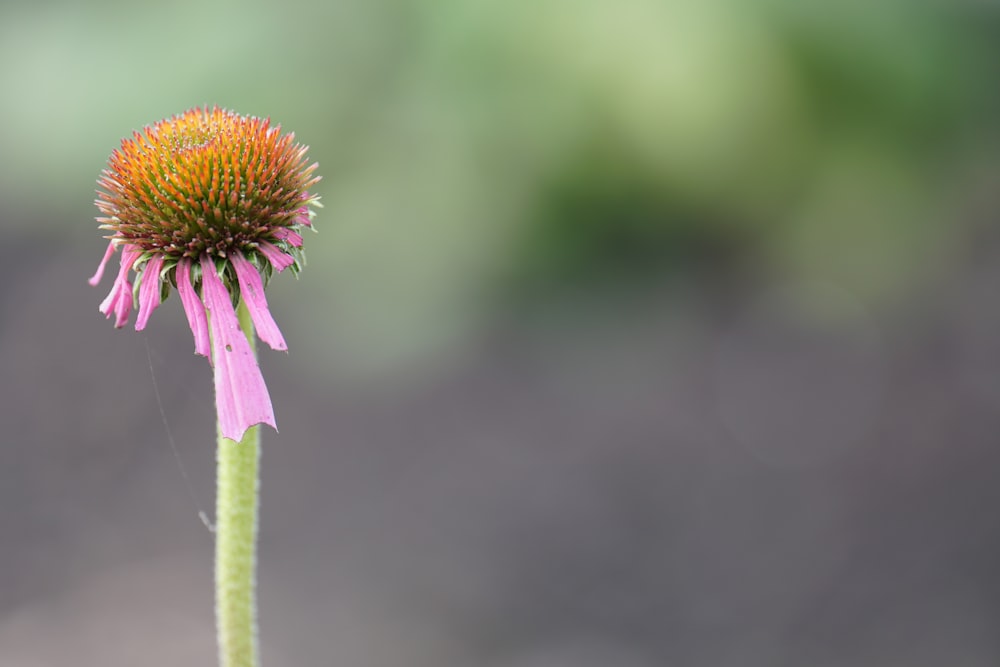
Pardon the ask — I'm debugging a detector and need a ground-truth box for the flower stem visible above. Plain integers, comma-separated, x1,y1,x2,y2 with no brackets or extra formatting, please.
215,300,261,667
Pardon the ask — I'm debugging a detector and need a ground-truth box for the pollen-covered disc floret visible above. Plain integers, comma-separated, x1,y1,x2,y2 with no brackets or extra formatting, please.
90,107,320,442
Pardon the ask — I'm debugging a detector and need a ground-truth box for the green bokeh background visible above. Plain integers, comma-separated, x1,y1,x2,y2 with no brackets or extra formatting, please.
2,0,1000,664
4,0,993,375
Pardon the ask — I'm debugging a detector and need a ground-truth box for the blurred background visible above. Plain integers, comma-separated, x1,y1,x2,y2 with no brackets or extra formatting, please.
1,0,1000,664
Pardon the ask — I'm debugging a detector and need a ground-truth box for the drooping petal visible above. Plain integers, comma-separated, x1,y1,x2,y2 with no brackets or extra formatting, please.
272,228,303,247
175,258,211,359
88,240,117,286
99,246,140,328
135,255,165,331
201,255,276,442
231,252,287,351
258,241,296,271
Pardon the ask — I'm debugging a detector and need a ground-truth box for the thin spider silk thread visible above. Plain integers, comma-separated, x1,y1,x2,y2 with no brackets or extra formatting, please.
145,338,215,532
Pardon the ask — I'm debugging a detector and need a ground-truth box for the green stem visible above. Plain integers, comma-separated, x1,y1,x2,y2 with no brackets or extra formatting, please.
215,300,261,667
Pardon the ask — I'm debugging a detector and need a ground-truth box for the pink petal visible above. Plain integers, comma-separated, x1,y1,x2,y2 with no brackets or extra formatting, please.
295,205,312,227
200,255,276,442
231,252,287,351
134,255,165,331
88,240,117,286
176,258,211,359
259,241,296,272
99,246,140,328
272,227,303,247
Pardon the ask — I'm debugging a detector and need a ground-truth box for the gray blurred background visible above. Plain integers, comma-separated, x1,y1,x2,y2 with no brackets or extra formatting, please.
2,0,1000,664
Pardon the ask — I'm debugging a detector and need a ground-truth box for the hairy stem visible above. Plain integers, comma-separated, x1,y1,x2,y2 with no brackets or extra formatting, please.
215,300,261,667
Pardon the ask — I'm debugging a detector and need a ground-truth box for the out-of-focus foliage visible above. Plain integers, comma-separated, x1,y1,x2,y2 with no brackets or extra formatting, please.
0,0,996,375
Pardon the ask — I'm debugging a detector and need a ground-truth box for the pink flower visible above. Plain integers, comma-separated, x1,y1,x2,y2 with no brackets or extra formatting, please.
90,107,320,442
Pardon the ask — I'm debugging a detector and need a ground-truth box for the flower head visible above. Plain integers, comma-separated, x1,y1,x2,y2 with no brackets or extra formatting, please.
90,107,320,441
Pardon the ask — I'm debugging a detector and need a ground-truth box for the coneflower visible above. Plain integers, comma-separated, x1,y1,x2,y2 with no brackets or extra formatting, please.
89,106,320,667
89,106,319,442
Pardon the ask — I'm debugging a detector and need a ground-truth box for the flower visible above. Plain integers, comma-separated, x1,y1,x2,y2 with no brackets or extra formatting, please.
90,107,320,442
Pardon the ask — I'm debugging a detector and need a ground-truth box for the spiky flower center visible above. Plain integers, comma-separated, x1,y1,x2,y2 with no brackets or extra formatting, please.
96,107,317,261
